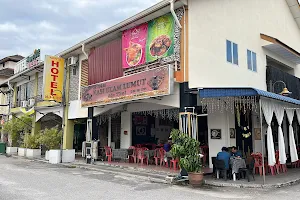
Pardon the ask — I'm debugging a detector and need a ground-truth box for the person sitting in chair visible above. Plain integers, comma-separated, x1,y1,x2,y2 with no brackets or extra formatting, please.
231,146,242,158
217,147,231,170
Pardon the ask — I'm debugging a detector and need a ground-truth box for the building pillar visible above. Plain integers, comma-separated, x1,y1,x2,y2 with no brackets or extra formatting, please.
31,73,40,135
62,65,74,149
120,111,132,149
108,116,111,147
31,115,41,135
179,82,197,112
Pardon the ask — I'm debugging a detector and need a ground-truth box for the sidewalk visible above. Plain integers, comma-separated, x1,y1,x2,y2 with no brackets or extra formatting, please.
7,155,300,188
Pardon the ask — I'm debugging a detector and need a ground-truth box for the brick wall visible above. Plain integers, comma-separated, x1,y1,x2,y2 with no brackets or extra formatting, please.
37,77,43,100
69,66,79,101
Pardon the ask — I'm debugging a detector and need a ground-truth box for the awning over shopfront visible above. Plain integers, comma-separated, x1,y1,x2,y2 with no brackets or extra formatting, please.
199,87,300,105
199,87,300,170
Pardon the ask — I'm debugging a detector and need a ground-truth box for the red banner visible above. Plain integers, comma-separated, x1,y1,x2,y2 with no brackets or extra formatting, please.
82,66,172,107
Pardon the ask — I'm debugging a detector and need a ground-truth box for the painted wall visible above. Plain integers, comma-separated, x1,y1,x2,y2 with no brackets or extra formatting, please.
120,111,132,148
207,110,235,168
188,0,300,90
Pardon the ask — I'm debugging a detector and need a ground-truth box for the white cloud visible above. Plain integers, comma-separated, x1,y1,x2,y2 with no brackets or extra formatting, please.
0,0,163,59
0,22,18,32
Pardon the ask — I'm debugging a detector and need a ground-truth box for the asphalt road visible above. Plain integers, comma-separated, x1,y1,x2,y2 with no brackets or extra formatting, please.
1,156,300,200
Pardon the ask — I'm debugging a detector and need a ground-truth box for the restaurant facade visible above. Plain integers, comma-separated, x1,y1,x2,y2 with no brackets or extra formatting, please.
54,0,300,182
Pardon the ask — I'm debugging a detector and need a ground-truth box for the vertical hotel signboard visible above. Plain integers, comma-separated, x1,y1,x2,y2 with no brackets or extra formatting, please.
43,55,65,102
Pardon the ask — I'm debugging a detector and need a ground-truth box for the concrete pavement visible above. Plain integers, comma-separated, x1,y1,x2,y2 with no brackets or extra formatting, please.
1,156,300,200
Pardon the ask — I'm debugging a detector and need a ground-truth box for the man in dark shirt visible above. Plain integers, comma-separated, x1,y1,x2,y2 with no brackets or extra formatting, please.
217,147,231,169
231,146,242,157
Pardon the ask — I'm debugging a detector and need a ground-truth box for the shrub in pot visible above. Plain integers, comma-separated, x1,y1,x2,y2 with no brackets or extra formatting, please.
39,126,62,163
170,129,203,187
2,115,32,155
24,133,41,158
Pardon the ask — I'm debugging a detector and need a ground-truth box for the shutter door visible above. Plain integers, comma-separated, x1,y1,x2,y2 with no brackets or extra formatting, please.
81,59,88,87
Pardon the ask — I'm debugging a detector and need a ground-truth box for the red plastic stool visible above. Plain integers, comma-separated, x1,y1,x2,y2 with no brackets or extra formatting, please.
268,165,276,176
170,159,179,170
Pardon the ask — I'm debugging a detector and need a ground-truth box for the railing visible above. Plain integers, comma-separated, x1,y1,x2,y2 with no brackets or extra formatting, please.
266,66,300,100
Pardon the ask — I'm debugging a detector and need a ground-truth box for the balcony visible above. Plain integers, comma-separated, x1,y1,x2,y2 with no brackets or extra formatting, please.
266,66,300,100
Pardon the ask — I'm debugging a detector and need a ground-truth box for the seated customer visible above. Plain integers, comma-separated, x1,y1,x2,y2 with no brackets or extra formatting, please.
163,140,171,152
231,146,242,158
217,147,231,169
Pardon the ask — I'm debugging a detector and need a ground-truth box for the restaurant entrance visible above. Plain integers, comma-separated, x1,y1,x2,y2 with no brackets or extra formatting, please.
131,108,179,148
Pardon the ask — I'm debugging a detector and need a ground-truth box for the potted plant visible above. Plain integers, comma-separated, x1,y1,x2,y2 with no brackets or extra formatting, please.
24,133,41,158
39,126,62,163
170,129,203,187
2,115,32,155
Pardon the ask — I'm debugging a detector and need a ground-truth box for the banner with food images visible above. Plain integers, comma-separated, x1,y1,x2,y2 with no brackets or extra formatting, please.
122,23,148,68
146,13,174,62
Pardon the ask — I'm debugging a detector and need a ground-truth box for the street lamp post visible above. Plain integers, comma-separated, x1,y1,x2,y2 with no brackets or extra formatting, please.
52,90,65,163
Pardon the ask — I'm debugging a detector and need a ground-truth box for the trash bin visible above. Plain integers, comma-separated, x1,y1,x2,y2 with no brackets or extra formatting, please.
0,142,6,153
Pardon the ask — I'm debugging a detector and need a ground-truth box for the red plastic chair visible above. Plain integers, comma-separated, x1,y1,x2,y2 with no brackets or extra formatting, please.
251,153,264,176
159,148,168,167
128,146,136,163
170,158,179,170
200,146,209,165
136,148,148,165
104,146,112,162
276,150,287,173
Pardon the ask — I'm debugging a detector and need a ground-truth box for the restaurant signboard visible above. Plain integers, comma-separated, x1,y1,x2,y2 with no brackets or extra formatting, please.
81,65,173,107
14,49,41,74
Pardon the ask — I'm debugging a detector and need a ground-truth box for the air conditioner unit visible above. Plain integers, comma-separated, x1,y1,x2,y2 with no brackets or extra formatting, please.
67,56,77,67
28,99,35,107
21,101,28,108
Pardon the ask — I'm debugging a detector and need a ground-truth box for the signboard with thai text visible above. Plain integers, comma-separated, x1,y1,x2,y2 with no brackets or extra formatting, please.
14,49,41,74
81,65,173,107
43,55,65,103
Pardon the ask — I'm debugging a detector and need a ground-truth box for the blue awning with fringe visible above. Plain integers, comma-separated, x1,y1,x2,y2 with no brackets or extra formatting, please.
198,88,300,105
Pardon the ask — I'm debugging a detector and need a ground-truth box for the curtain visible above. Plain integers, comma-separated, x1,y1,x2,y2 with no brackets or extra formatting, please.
296,110,300,125
274,103,286,164
286,109,298,162
261,99,276,166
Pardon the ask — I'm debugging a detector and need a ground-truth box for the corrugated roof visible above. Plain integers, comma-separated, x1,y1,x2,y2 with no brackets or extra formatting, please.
198,88,300,105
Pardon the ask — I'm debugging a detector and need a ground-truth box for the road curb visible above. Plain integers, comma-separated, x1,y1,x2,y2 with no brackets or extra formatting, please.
204,177,300,189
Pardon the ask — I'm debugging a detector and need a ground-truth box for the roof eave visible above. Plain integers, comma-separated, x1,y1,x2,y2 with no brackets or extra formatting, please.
56,0,186,58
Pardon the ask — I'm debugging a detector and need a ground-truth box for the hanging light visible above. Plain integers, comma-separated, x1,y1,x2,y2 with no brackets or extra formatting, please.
280,87,292,96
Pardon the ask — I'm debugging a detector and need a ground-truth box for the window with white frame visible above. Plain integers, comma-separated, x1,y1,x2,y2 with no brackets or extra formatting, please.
226,40,238,65
247,50,257,72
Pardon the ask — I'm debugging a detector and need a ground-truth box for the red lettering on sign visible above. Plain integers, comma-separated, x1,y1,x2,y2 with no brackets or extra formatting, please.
51,68,59,74
51,81,58,88
48,59,61,100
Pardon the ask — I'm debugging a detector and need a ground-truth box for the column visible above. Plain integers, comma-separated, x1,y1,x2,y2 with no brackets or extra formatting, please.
62,65,74,149
108,116,111,147
179,82,197,112
120,111,132,149
31,73,40,135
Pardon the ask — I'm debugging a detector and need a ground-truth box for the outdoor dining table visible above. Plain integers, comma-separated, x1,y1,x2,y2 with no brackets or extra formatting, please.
230,157,246,181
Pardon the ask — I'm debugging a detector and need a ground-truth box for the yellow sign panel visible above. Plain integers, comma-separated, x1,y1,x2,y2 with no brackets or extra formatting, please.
43,55,65,102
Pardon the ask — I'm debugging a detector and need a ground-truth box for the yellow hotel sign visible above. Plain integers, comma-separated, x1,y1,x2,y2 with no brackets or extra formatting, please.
43,55,65,102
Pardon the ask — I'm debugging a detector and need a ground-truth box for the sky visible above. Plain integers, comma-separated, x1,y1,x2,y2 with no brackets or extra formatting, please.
0,0,161,59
